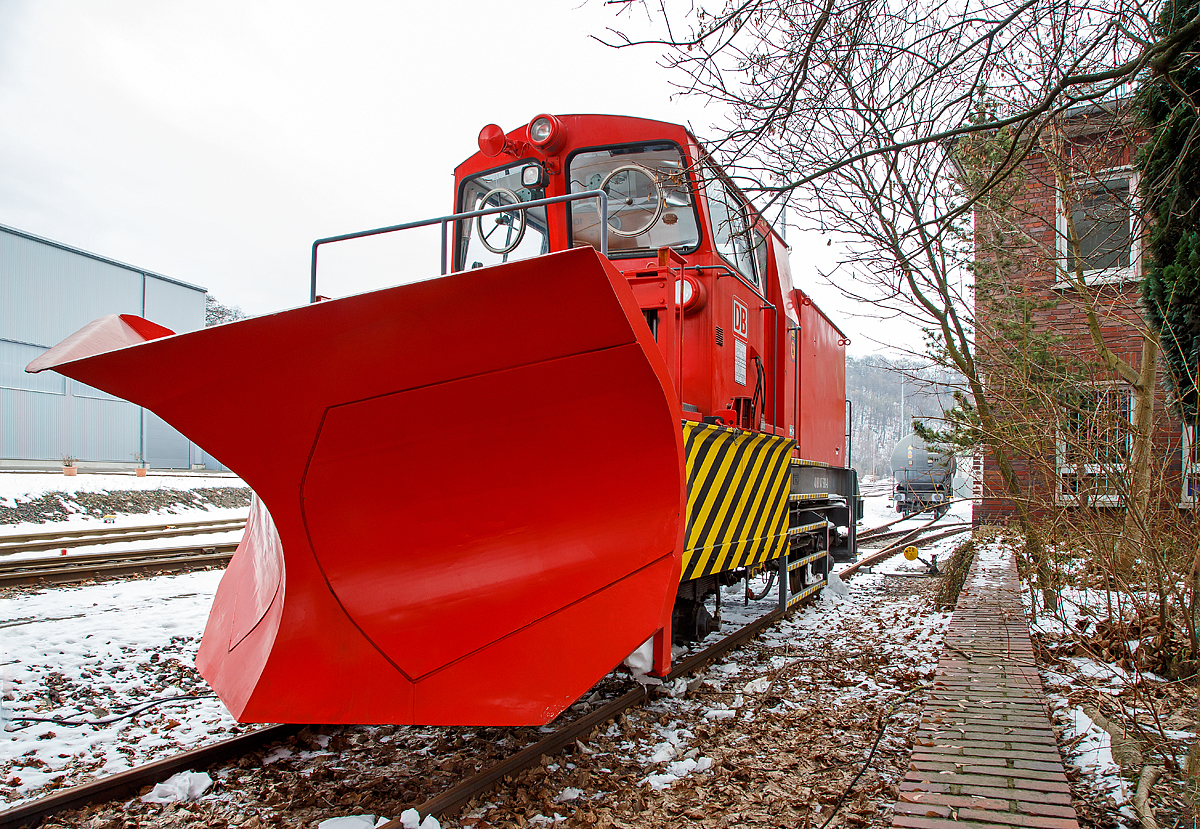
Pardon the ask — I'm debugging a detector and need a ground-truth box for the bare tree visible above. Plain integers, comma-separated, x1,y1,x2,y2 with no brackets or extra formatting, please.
602,0,1193,210
205,294,247,327
600,0,1200,612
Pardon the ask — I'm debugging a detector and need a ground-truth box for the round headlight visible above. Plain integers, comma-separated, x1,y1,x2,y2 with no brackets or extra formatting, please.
530,117,553,143
527,114,565,153
673,274,706,312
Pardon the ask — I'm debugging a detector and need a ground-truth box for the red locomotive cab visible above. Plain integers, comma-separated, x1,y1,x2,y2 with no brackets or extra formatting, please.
453,115,800,440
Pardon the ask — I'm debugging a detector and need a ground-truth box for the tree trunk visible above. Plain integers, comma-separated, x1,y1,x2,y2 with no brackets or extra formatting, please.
975,387,1056,613
1117,334,1159,567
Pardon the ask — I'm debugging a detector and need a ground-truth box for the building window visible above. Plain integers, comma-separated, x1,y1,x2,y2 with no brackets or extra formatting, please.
1057,384,1131,506
1184,422,1199,508
1057,168,1139,285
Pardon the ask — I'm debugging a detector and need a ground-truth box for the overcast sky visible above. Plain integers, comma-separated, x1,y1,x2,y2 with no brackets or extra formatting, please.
0,1,891,351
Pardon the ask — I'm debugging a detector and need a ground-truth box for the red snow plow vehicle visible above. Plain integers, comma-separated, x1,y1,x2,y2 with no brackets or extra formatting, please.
28,114,858,726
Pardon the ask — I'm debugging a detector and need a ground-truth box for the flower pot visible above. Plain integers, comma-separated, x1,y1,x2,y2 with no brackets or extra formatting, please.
63,466,77,476
135,467,147,477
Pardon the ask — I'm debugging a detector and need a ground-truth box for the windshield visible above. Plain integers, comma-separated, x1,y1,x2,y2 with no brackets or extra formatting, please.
457,161,550,270
568,143,700,256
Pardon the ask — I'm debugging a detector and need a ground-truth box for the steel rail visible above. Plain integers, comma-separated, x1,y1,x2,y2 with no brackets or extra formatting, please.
0,725,301,829
858,521,972,548
0,517,246,554
856,498,968,541
391,606,793,826
856,511,943,545
0,545,237,587
841,525,973,579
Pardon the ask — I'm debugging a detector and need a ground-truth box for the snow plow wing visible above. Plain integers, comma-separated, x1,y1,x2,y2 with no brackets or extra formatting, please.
27,247,685,724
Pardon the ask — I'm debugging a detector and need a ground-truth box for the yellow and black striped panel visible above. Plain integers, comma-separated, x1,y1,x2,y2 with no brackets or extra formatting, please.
680,422,794,582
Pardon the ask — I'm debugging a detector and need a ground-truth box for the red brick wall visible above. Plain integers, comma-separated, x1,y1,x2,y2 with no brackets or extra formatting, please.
973,127,1188,522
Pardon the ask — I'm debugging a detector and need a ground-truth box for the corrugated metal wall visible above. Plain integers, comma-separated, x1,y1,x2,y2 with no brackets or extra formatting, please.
0,225,207,467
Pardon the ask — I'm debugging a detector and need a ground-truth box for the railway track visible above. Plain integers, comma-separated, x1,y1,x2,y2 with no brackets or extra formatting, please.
857,498,969,542
0,517,246,557
0,544,239,588
0,516,246,587
860,520,972,548
843,523,972,578
0,587,808,828
1,509,972,828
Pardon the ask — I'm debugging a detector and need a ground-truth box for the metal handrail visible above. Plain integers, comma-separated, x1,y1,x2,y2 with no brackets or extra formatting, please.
309,190,610,303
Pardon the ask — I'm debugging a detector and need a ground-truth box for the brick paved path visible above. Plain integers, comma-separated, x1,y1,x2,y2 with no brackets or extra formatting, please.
891,545,1079,829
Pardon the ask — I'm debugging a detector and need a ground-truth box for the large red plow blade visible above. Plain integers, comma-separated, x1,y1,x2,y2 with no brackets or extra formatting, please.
28,247,685,724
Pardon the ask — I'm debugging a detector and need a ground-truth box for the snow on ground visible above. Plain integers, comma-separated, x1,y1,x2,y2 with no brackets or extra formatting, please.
458,564,953,828
0,569,247,807
979,529,1199,826
0,487,954,824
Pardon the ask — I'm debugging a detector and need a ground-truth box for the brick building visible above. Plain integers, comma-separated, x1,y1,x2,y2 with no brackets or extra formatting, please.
974,103,1197,522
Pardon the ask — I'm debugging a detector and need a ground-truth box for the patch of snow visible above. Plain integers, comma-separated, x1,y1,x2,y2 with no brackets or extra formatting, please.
263,746,295,764
139,770,213,803
742,676,771,694
622,638,654,674
317,817,392,829
824,571,850,599
0,472,244,506
398,809,440,829
1060,703,1130,805
642,756,712,790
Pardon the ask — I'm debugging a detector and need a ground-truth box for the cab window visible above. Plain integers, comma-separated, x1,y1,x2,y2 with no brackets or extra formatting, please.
567,143,700,255
705,171,759,289
457,161,549,270
753,228,769,287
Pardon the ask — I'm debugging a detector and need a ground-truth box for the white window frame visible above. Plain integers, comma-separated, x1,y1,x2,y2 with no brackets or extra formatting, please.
1183,421,1199,509
1056,382,1132,507
1055,166,1140,287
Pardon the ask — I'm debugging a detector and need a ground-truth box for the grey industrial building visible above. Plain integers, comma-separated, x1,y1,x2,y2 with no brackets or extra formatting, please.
0,223,219,471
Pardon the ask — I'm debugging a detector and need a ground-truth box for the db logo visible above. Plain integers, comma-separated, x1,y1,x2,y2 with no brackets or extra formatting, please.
732,298,748,339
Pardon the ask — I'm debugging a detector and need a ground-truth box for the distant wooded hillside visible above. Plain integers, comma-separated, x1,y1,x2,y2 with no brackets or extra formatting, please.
846,356,963,477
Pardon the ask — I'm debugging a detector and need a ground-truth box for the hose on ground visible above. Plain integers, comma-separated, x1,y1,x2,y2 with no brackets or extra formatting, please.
748,570,776,601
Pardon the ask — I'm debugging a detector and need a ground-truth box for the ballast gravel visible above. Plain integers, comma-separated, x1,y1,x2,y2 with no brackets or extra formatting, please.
8,566,953,829
2,490,971,827
0,485,250,526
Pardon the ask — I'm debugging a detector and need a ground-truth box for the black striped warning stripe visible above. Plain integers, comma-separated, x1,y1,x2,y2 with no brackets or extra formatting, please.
680,422,794,581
